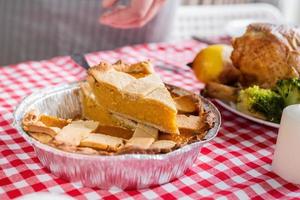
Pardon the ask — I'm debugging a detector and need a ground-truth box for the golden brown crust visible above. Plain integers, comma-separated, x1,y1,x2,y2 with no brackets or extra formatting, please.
88,60,154,79
114,60,154,77
22,68,216,155
173,94,198,113
22,111,66,137
39,115,70,128
176,115,202,131
93,125,134,140
159,111,214,145
80,133,125,152
28,132,53,144
87,60,179,134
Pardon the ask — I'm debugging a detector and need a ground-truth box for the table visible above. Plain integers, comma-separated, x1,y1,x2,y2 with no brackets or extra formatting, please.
0,40,299,199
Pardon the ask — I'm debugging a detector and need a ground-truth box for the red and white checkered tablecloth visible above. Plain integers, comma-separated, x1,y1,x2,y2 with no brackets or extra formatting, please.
1,40,300,199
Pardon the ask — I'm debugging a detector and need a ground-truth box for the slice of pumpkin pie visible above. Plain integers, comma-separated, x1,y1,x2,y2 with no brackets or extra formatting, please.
87,61,179,134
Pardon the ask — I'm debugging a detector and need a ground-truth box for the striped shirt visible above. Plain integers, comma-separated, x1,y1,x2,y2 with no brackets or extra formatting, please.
0,0,179,65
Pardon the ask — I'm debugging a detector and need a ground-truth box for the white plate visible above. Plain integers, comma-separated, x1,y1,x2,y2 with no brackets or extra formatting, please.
215,100,280,129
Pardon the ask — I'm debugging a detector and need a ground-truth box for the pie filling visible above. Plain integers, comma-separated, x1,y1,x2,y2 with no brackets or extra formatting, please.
22,60,216,155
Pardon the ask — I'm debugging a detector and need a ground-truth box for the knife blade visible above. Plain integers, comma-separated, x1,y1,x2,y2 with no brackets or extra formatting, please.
155,65,190,74
70,54,90,70
70,53,191,75
192,36,218,45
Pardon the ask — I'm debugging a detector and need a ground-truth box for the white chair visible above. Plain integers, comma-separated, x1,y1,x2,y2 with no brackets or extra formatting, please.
170,3,284,40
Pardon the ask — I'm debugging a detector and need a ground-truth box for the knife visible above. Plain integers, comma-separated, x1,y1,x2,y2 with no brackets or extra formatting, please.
70,54,90,70
70,53,191,74
192,36,218,45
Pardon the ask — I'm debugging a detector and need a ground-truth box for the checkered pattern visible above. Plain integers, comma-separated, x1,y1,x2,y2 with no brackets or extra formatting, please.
1,40,299,200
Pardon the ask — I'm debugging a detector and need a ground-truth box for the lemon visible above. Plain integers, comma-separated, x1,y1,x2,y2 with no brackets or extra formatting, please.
191,44,234,83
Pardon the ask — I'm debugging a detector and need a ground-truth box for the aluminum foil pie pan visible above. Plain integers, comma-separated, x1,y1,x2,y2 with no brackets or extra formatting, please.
13,83,221,189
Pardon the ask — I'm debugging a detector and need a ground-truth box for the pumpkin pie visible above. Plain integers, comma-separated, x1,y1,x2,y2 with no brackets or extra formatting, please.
80,82,120,127
21,60,216,155
87,61,179,134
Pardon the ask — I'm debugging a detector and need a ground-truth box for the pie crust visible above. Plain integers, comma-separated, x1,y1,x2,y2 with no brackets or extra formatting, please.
21,61,216,155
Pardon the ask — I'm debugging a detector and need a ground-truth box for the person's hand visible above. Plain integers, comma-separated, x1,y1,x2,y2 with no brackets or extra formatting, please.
99,0,166,29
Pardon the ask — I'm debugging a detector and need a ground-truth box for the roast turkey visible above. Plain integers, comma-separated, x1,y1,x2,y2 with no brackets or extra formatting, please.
231,23,300,88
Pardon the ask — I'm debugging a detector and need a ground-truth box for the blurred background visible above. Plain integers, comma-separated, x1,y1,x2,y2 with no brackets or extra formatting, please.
0,0,299,65
173,0,299,39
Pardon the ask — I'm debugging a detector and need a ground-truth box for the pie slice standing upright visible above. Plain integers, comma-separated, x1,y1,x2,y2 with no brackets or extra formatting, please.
87,61,179,134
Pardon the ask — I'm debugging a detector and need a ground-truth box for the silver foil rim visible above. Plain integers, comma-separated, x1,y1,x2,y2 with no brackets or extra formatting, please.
12,83,221,189
13,82,221,160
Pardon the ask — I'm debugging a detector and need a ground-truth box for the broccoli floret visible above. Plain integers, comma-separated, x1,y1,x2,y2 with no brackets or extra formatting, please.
274,78,300,107
237,86,284,123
